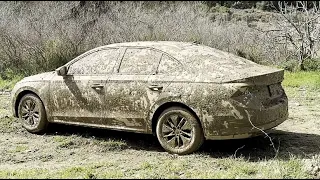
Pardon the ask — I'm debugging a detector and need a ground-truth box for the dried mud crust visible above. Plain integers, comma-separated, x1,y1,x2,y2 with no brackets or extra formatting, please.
0,88,320,178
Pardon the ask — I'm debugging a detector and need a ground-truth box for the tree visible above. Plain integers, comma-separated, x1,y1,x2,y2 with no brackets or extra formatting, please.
275,1,320,70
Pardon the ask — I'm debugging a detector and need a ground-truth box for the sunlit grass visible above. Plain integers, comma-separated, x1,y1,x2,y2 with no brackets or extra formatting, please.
0,157,312,179
0,75,23,91
0,70,318,179
283,71,320,89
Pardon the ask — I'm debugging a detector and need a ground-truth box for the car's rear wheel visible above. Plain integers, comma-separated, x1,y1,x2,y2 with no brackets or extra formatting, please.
156,107,204,155
18,93,48,133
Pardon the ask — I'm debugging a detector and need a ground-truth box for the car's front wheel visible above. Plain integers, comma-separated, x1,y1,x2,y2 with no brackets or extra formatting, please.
18,93,48,133
156,107,204,155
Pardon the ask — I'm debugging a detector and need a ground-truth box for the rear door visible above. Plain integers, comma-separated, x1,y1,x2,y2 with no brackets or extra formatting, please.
103,47,162,132
49,48,120,125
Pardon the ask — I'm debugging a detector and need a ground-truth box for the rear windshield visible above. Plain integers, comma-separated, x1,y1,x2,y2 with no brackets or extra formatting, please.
169,45,256,75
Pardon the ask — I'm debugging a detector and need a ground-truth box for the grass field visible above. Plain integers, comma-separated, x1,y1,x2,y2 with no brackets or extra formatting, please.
0,71,319,178
283,71,320,89
0,76,22,92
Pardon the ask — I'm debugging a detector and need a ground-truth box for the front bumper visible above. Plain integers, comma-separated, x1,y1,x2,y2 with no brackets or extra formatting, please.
11,91,17,118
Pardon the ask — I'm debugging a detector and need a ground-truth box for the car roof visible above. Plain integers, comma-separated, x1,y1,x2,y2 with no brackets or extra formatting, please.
104,41,196,50
103,41,258,66
103,41,211,60
67,41,282,83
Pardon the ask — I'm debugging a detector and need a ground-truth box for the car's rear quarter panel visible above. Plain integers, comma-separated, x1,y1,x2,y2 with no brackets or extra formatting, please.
148,80,238,137
151,79,288,140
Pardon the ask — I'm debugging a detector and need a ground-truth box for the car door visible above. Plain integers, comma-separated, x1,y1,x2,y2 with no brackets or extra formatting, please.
49,48,120,125
103,47,162,132
148,53,185,92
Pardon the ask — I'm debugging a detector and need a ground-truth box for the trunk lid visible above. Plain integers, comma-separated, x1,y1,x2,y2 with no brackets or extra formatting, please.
181,46,285,84
225,68,284,85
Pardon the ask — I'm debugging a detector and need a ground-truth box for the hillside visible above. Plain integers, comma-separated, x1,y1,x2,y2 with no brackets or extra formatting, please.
1,1,319,80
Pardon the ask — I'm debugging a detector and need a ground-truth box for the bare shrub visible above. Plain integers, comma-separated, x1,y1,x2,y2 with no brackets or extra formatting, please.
0,1,308,78
257,1,320,70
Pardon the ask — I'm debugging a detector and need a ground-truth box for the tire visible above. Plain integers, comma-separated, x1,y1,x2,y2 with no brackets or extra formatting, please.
156,106,204,155
18,93,48,134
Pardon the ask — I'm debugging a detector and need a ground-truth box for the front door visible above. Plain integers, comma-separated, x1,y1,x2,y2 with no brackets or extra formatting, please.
50,75,107,124
49,48,121,125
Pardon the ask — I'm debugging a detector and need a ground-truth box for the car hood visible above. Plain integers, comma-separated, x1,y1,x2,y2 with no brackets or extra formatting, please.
20,71,55,83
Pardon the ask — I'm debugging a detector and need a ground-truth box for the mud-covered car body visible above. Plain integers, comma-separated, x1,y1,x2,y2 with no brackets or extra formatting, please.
11,41,288,140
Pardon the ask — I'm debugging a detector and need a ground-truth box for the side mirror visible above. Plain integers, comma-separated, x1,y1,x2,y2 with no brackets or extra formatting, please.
56,66,68,76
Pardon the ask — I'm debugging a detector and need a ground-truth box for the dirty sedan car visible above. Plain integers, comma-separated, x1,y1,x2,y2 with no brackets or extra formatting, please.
11,41,288,155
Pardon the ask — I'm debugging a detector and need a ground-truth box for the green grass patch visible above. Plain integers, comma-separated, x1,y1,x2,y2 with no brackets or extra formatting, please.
0,154,313,178
53,136,67,143
12,145,28,153
94,139,128,152
0,75,23,91
0,162,118,179
283,71,320,89
0,116,18,133
55,135,86,149
56,166,96,179
54,135,128,151
0,169,50,179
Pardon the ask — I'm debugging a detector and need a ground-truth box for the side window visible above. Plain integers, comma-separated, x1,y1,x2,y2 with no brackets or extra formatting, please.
157,54,181,75
119,48,160,74
68,49,119,75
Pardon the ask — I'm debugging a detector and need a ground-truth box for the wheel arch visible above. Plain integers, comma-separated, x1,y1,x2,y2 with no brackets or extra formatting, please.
151,101,203,135
14,90,45,117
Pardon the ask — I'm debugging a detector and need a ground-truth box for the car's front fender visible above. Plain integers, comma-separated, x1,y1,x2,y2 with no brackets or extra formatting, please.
11,81,50,118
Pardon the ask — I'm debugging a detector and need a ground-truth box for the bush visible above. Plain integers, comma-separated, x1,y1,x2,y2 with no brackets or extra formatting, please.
279,59,300,72
0,1,308,78
278,58,320,72
0,69,23,90
302,58,320,71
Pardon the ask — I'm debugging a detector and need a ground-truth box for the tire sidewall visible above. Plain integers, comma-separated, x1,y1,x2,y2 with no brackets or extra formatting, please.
18,94,47,133
156,107,203,155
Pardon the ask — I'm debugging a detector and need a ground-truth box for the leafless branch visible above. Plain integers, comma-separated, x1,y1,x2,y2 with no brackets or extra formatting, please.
233,145,245,158
244,110,279,158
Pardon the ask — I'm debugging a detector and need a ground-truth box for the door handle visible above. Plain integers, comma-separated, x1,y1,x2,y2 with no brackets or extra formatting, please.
91,84,104,90
148,84,163,91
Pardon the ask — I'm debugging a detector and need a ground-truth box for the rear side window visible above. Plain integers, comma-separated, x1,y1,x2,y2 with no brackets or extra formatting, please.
68,48,119,75
157,54,182,75
119,48,161,74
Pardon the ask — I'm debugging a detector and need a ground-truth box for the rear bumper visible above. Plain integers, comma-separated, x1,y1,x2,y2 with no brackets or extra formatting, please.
204,94,288,140
205,113,287,140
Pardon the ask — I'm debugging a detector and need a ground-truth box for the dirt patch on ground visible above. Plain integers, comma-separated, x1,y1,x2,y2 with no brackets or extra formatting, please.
0,87,320,178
